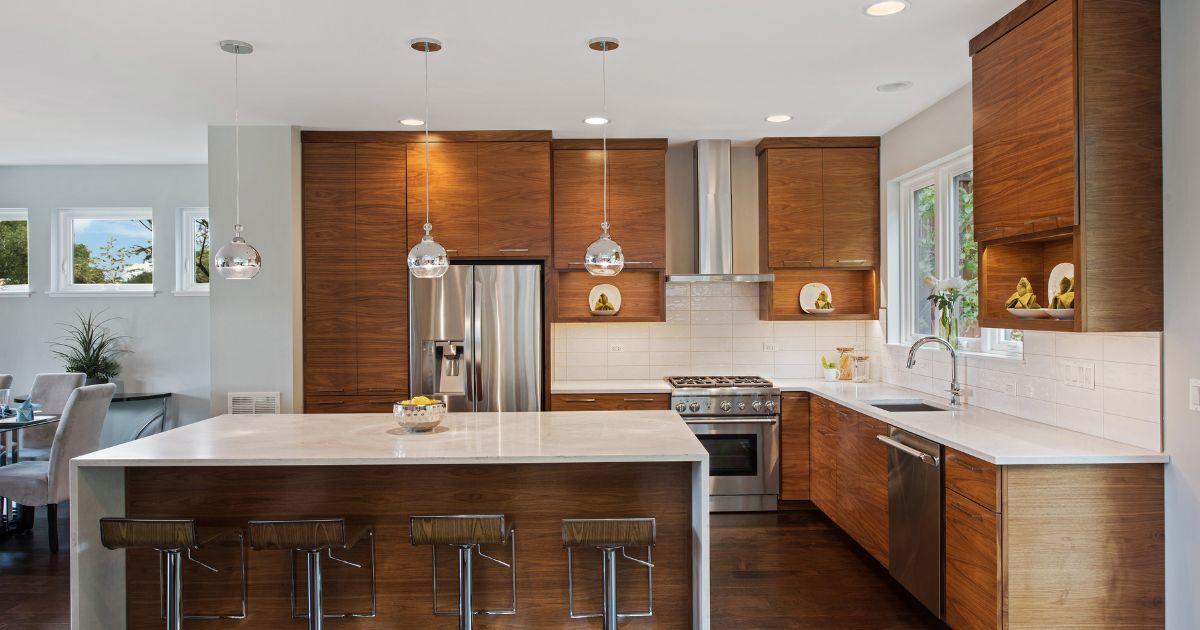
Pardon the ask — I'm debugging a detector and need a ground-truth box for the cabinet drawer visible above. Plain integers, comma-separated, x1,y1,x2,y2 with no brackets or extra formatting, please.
944,489,1002,630
305,395,401,414
946,448,1001,512
549,393,671,411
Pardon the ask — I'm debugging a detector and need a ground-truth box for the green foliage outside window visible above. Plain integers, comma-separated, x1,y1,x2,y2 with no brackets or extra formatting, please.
0,219,28,286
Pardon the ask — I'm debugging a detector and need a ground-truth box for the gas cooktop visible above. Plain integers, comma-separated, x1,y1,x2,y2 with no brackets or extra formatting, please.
666,376,774,388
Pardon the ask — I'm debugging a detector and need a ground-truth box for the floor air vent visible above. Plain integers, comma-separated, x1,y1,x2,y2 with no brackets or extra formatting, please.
228,392,281,415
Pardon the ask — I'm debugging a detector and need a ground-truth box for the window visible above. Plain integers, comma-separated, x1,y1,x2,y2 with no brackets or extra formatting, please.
175,208,210,295
896,150,1019,355
0,209,30,295
51,208,155,294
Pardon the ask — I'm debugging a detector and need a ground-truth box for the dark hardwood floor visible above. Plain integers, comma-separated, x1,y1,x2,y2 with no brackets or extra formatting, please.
1,503,940,629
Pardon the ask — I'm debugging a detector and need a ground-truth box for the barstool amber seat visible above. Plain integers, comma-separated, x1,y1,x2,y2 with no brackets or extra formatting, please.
99,518,247,630
562,517,656,629
247,518,376,630
410,514,517,630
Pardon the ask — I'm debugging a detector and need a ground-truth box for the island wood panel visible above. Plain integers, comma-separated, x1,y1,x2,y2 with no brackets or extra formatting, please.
809,397,840,522
302,142,359,397
759,148,823,269
123,463,694,629
407,142,479,256
354,143,408,395
944,489,1002,630
548,393,671,411
476,142,551,257
945,448,1001,513
1002,464,1164,628
761,268,877,321
820,147,879,267
780,392,810,501
835,411,889,567
551,270,665,323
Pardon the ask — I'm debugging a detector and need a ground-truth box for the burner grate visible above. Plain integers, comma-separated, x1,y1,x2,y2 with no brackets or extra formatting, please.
667,376,773,388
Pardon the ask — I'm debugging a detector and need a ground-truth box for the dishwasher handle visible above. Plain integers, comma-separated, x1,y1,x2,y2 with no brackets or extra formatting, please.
877,434,940,467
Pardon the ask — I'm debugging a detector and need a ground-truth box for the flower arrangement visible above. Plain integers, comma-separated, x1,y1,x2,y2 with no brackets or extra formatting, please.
924,275,969,349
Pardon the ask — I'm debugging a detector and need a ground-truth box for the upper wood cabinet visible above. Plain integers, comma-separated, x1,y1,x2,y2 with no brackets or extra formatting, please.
971,0,1162,332
407,140,551,258
552,140,667,270
755,137,880,269
302,142,408,410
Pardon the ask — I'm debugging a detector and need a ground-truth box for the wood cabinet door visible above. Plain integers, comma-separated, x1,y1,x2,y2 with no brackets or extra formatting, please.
305,395,398,414
836,411,890,566
303,142,358,396
821,148,879,267
477,142,552,257
549,393,671,411
552,149,665,270
407,142,479,256
761,148,823,268
809,398,840,521
944,489,1002,630
780,392,811,500
354,143,408,397
972,23,1022,243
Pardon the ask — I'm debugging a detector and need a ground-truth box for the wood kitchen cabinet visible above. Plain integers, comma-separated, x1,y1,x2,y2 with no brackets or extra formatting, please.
407,140,551,258
302,142,408,411
548,393,671,411
971,0,1162,332
780,392,810,500
551,139,667,270
944,487,1002,630
808,397,841,524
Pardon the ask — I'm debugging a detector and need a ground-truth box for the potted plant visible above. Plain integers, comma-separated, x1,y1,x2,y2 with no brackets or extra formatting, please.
821,356,839,381
924,275,969,349
49,311,127,384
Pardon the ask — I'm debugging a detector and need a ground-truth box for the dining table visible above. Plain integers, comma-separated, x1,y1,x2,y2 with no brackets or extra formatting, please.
0,411,61,533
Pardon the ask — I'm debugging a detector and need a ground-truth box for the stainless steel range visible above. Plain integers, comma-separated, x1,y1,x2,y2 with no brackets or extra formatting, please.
668,376,780,512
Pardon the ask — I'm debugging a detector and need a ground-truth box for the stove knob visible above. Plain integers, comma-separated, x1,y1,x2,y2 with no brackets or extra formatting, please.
720,401,732,412
752,400,763,411
689,402,701,412
765,400,777,411
737,401,747,410
675,402,688,413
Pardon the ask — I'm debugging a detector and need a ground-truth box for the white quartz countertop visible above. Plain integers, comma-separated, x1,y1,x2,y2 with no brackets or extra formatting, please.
551,379,1168,465
73,410,707,467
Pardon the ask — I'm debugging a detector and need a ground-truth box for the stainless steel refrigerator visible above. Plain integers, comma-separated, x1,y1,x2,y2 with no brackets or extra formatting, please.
409,264,542,412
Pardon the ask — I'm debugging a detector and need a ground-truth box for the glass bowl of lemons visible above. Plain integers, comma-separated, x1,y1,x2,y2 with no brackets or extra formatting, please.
394,396,447,432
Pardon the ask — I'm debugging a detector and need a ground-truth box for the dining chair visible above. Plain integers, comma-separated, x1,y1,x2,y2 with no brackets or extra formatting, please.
0,383,114,552
20,373,86,461
0,374,12,390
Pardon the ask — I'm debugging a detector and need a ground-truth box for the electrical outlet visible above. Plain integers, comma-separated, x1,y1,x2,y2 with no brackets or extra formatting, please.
1061,359,1096,389
763,342,779,352
1190,378,1200,412
609,343,624,353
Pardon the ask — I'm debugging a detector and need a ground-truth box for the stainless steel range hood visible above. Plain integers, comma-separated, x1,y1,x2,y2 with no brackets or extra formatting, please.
667,140,774,283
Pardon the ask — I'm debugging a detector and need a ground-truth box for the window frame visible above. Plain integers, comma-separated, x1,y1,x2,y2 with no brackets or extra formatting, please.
895,150,1020,356
50,207,157,296
174,207,210,296
0,209,31,296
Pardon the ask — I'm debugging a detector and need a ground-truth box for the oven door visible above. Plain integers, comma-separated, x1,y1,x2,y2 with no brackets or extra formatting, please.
685,416,780,507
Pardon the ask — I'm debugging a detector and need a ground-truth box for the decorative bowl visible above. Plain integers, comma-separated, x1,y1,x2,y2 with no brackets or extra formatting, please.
1043,308,1075,320
394,402,446,432
1007,308,1050,320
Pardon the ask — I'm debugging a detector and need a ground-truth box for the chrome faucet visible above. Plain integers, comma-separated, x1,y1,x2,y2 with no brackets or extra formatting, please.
906,336,963,407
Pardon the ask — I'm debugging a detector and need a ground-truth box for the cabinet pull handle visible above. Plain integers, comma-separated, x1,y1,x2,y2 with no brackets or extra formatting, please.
563,398,598,403
622,397,657,402
312,389,344,394
445,249,459,253
816,428,836,436
836,259,867,264
361,388,396,393
782,259,814,264
499,248,530,253
312,400,344,406
950,501,983,520
370,399,398,404
953,458,984,473
568,261,654,266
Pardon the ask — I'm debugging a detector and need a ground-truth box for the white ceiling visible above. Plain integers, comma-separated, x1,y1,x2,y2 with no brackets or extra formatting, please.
1,0,1022,165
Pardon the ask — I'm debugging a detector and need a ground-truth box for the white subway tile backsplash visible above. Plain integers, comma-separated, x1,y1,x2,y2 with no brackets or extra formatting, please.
1102,334,1161,365
1054,381,1103,411
1101,414,1160,450
693,337,732,352
1054,333,1105,360
665,283,690,297
776,337,816,351
690,296,732,311
608,323,651,339
732,322,773,338
690,282,731,297
649,337,690,352
1022,331,1056,356
730,296,759,311
1055,405,1103,436
690,310,734,324
649,324,690,338
732,283,760,297
815,322,859,337
567,338,608,354
1101,388,1160,422
692,324,734,338
1100,361,1160,394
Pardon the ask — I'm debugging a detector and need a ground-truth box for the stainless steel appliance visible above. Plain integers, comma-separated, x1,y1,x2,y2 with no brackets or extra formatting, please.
879,427,943,617
410,264,542,412
668,376,780,512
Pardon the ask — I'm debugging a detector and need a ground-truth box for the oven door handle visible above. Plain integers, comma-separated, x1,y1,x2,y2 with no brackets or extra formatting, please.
685,418,778,425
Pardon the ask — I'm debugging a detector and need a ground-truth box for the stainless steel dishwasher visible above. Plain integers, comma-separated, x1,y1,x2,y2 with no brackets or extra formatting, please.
877,427,943,617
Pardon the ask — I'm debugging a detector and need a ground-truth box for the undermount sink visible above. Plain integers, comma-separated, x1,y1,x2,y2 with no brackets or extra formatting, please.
865,399,954,413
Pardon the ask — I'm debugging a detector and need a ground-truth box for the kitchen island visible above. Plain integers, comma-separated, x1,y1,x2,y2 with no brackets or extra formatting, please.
71,410,709,628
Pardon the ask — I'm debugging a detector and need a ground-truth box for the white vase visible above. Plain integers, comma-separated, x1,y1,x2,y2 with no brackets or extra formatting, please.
823,368,838,382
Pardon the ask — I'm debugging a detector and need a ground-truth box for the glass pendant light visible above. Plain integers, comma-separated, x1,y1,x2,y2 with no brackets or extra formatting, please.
407,37,450,279
213,40,263,280
584,37,624,277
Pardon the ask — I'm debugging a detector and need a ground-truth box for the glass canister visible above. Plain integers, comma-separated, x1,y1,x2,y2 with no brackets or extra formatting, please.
852,354,871,383
836,346,855,381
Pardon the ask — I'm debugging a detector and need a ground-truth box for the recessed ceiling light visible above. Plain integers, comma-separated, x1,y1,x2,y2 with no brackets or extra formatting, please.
398,118,424,126
765,114,793,123
864,0,909,16
584,116,609,125
876,81,914,93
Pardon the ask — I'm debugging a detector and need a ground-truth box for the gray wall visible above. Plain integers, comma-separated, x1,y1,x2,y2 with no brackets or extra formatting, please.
1161,0,1198,624
0,165,211,426
207,126,303,414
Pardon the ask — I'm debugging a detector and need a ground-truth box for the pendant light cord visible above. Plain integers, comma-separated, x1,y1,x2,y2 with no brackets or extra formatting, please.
601,41,609,233
233,46,242,234
423,42,432,236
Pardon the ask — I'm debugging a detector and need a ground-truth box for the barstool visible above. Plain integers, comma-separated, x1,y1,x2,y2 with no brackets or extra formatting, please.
410,514,517,630
562,517,656,629
99,518,247,630
247,518,376,630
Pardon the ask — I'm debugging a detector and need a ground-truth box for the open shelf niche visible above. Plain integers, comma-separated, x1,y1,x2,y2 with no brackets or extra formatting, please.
978,229,1077,332
761,268,879,321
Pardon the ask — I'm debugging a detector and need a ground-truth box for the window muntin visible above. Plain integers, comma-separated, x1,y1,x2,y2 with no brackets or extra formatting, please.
0,209,30,293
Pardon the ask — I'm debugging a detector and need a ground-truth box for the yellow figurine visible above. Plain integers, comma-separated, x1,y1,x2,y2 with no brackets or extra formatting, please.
1051,276,1075,309
814,290,834,310
1005,277,1041,309
593,293,616,311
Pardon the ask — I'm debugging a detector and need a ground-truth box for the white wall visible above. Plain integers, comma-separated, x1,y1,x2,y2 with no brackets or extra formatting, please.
0,165,211,426
207,126,303,414
1161,0,1199,624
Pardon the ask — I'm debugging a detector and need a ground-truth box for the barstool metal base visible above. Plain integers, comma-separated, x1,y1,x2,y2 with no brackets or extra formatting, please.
566,545,655,625
288,529,378,623
429,530,518,621
155,531,249,623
